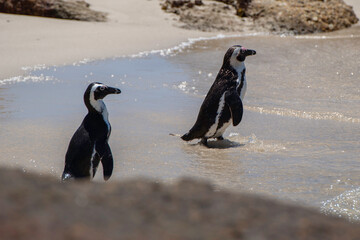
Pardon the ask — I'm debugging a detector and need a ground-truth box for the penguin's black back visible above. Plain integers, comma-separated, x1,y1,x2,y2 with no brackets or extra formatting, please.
182,45,256,142
182,66,238,141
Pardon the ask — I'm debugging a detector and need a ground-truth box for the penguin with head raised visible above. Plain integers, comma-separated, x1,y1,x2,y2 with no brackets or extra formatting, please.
181,45,256,146
61,82,121,181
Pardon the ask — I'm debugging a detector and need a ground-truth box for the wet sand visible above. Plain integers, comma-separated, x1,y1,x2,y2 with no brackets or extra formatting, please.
0,24,359,220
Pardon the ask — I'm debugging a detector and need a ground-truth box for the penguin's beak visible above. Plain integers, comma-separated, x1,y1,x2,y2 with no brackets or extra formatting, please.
107,87,121,95
245,49,256,56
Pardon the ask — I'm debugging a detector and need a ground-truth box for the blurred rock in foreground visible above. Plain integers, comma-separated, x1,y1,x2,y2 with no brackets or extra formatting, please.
1,168,360,240
0,0,106,21
161,0,359,34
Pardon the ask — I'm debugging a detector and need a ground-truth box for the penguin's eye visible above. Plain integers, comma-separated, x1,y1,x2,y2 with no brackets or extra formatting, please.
99,86,106,91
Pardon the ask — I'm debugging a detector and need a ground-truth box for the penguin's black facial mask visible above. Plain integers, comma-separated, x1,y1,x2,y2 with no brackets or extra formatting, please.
94,85,121,100
236,47,257,62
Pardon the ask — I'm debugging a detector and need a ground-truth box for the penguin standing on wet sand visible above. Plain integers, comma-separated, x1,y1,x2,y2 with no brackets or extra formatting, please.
61,82,121,181
181,45,256,146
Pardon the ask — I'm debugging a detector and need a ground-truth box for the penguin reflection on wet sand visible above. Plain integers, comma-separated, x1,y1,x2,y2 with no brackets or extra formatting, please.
181,45,256,146
61,82,121,181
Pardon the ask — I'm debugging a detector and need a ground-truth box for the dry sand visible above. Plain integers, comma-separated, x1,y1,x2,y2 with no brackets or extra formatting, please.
0,0,359,80
0,0,215,80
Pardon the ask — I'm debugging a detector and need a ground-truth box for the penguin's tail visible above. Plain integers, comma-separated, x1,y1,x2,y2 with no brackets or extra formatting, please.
180,132,193,141
169,132,193,141
169,133,181,137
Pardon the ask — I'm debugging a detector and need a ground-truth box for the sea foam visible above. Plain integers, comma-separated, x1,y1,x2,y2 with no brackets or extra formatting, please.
130,32,268,58
0,74,55,86
321,187,360,222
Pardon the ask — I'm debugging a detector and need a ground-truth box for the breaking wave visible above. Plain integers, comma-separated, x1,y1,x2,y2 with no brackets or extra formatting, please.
321,187,360,222
295,34,360,40
0,74,56,86
246,106,360,123
130,32,268,58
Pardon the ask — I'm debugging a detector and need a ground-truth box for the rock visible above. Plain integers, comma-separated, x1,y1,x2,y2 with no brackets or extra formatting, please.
246,0,359,34
0,0,106,22
195,0,203,5
161,0,203,10
160,0,359,34
214,0,251,16
236,0,252,17
1,168,360,239
161,0,256,32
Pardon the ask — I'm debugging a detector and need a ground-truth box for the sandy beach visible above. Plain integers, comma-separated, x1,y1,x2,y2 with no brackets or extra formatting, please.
0,0,217,80
1,0,359,80
0,0,360,229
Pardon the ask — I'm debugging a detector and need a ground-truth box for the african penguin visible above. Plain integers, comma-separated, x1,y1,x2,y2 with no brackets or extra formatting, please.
61,82,121,181
181,45,256,146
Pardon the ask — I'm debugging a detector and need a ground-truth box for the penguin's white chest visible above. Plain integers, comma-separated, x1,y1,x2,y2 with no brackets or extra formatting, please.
214,120,231,138
91,98,111,134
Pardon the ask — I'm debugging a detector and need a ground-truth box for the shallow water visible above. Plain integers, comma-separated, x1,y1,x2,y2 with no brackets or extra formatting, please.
0,27,359,220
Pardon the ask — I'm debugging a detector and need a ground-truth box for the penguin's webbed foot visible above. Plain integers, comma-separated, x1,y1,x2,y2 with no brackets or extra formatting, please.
61,172,74,182
200,138,209,147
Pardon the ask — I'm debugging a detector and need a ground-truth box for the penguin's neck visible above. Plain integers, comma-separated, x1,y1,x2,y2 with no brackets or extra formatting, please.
230,60,246,75
85,93,109,122
87,97,110,131
230,61,247,100
89,91,106,114
93,99,107,114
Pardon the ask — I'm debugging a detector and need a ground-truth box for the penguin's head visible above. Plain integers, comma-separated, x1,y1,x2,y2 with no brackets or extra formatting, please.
87,82,121,100
224,45,256,67
84,82,121,112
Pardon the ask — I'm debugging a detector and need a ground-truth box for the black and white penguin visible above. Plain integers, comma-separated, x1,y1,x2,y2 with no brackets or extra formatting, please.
61,82,121,181
181,45,256,146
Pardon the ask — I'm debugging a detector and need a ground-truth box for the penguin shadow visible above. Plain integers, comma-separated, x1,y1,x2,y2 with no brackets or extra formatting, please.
170,133,244,149
195,139,245,149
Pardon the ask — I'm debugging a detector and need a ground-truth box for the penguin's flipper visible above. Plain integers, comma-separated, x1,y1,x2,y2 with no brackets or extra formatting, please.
95,141,114,181
225,90,243,126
